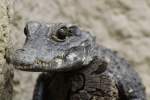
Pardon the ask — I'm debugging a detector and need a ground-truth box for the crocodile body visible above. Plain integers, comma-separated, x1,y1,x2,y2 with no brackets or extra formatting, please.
8,21,146,100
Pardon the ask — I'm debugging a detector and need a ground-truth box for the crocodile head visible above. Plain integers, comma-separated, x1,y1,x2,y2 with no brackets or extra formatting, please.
9,21,97,72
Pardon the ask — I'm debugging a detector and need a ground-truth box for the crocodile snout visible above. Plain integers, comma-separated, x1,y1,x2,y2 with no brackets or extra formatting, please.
12,48,37,66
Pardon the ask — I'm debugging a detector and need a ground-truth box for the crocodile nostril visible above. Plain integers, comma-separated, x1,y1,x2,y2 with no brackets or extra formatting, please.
16,49,25,52
15,49,28,55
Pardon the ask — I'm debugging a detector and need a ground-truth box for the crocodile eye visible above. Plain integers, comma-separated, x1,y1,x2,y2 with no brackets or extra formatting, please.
52,26,69,42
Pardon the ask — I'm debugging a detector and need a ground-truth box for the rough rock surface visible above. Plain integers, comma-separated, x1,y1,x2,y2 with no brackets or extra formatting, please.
0,0,13,100
10,0,150,100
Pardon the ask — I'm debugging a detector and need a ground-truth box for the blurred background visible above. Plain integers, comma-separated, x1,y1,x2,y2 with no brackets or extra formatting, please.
9,0,150,100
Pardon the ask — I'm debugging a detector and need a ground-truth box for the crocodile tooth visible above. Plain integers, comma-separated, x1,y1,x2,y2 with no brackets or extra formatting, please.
44,63,46,66
48,63,51,67
42,63,44,66
36,60,38,64
42,63,45,66
43,63,45,66
39,61,41,65
46,63,48,67
45,63,48,69
38,60,40,64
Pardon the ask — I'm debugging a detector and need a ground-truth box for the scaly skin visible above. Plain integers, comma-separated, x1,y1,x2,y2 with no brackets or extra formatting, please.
7,21,146,100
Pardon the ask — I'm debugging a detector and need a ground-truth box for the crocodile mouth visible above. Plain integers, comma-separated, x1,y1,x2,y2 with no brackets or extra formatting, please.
14,58,90,73
14,64,54,72
13,57,65,72
10,48,87,72
14,58,83,72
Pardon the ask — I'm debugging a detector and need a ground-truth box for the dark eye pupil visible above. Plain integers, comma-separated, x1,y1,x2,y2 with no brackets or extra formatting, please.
56,27,67,40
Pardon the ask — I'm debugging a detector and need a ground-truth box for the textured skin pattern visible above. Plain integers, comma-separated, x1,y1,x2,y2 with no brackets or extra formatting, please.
9,22,146,100
98,47,146,100
33,59,118,100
